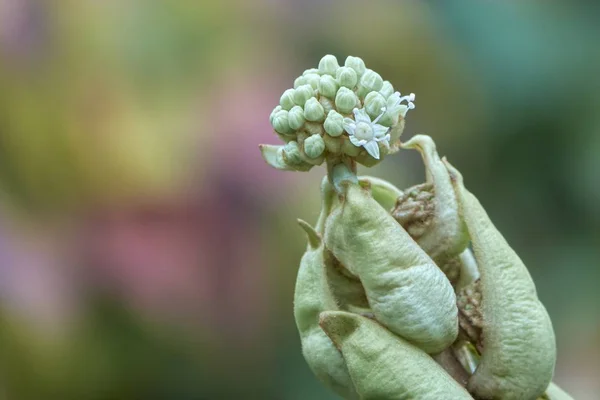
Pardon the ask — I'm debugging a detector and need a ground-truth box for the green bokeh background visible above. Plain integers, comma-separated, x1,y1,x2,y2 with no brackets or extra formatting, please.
0,1,598,399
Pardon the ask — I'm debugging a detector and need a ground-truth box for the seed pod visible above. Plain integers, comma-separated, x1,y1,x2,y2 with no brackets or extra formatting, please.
444,159,556,400
324,182,458,354
293,183,358,400
393,135,470,268
319,311,473,400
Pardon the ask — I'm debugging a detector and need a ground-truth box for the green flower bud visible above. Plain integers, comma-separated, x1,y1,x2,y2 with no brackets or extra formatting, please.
294,84,314,106
303,68,320,76
380,80,394,98
364,91,387,119
357,69,383,98
324,183,458,354
319,311,473,400
318,75,338,98
445,159,556,400
324,110,344,137
288,106,305,130
283,140,303,165
303,134,325,159
318,54,340,76
344,56,366,77
294,76,307,88
304,98,325,122
304,73,321,90
335,87,358,114
271,109,293,134
336,66,358,89
280,89,296,110
269,105,282,125
319,97,334,115
342,137,361,157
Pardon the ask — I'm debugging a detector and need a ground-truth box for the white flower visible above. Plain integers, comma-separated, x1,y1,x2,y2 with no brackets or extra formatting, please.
343,108,390,159
388,92,416,117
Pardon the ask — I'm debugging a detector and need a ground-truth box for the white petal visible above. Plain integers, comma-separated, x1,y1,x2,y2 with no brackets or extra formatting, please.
372,124,389,139
375,133,391,143
349,135,366,147
343,118,356,135
387,92,401,107
354,108,370,123
363,140,380,159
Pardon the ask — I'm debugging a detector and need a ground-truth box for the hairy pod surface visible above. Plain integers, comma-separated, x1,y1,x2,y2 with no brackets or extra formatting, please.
395,135,469,267
445,160,556,400
293,185,358,399
324,182,458,354
320,311,473,400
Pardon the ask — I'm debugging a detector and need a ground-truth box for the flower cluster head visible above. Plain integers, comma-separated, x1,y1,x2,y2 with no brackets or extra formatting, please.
260,55,415,171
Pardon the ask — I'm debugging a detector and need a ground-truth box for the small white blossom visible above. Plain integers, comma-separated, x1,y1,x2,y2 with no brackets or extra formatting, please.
388,92,416,117
343,108,390,159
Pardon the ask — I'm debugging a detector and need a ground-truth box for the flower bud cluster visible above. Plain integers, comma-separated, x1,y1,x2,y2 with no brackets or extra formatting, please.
262,55,416,171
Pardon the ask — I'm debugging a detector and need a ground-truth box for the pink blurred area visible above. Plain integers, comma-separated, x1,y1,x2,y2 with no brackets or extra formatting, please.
0,0,599,398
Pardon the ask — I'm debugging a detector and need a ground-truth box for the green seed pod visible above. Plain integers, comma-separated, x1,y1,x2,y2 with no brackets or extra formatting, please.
344,56,366,77
288,105,305,130
324,110,344,137
271,109,293,134
280,89,296,110
304,134,325,158
304,98,326,122
318,75,338,98
380,80,394,98
319,311,473,400
318,54,340,76
324,182,458,354
336,66,358,89
335,87,358,114
294,183,358,400
445,159,556,400
364,91,387,119
304,73,321,90
294,76,308,88
357,69,383,99
393,135,470,267
294,84,314,106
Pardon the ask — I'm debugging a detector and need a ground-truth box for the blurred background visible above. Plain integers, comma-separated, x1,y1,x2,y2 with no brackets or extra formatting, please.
0,0,598,399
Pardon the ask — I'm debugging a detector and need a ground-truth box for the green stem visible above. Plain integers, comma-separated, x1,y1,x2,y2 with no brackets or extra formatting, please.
327,157,358,194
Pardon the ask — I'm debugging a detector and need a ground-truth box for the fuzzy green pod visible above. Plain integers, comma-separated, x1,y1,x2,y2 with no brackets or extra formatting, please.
288,106,305,130
318,75,338,99
304,98,326,122
344,56,366,77
304,134,325,159
293,183,358,400
336,66,358,89
318,54,340,76
445,160,556,400
319,311,473,400
324,110,344,137
324,182,458,354
393,135,469,267
335,87,358,114
294,84,314,106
